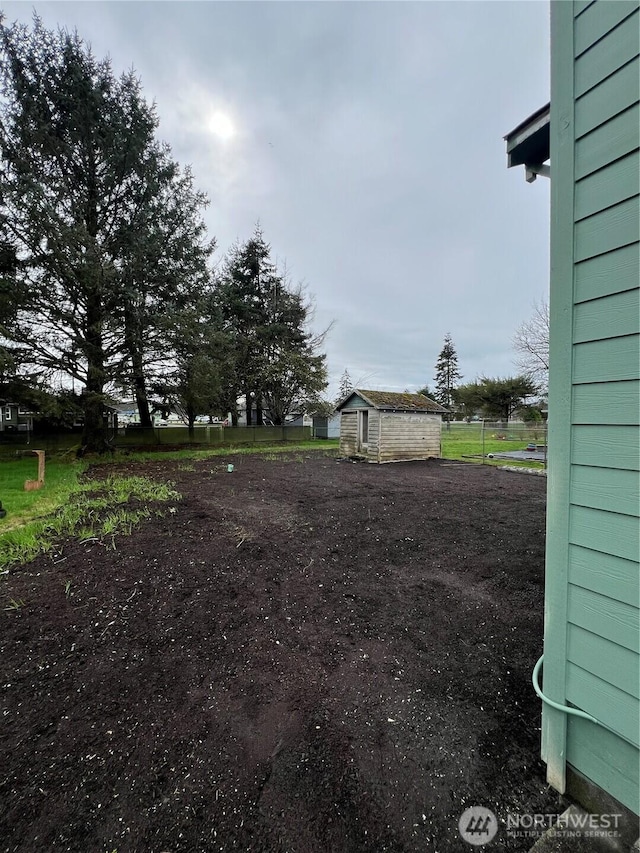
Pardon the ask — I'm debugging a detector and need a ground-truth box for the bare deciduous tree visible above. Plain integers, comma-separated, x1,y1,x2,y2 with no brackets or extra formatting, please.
512,299,549,389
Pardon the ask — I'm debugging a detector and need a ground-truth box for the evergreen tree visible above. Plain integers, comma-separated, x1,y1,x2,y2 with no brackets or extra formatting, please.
0,16,210,451
217,226,279,425
433,334,462,416
112,160,214,428
258,284,327,424
337,368,354,403
152,291,233,435
217,226,328,425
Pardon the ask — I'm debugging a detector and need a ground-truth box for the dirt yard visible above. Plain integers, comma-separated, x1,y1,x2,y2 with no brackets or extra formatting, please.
1,452,560,853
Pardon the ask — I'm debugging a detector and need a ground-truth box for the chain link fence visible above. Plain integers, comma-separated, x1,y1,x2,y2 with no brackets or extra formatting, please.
0,424,312,458
441,421,547,467
481,421,547,465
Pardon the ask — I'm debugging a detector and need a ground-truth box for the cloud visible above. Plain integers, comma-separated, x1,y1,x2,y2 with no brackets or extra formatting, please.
3,0,551,402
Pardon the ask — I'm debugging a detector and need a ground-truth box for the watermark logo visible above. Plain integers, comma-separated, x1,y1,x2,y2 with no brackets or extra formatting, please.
458,806,498,846
505,809,621,841
458,806,622,845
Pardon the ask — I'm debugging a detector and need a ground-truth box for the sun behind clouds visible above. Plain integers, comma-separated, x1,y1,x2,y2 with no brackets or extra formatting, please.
208,111,235,141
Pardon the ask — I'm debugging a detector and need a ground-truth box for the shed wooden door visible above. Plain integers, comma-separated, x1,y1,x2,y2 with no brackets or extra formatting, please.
358,410,369,452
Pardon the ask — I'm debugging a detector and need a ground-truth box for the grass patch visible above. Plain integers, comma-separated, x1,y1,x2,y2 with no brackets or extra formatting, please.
441,424,546,469
1,441,337,571
0,455,89,532
0,471,180,573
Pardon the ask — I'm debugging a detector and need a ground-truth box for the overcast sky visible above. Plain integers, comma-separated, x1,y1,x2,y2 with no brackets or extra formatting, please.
3,0,551,399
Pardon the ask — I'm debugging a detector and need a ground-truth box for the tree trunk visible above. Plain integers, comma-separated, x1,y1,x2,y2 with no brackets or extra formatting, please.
245,388,253,426
134,375,153,429
130,334,153,429
255,393,264,426
81,382,107,453
80,254,108,453
123,294,153,429
79,165,109,454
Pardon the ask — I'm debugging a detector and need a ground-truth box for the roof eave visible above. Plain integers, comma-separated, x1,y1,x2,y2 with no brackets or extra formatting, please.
505,102,550,168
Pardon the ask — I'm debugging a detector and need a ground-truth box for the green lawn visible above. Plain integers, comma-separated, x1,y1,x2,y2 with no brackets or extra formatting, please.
441,423,546,468
0,455,88,532
1,441,340,530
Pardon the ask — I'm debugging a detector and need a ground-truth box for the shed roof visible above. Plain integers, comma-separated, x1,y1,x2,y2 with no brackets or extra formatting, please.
337,389,447,413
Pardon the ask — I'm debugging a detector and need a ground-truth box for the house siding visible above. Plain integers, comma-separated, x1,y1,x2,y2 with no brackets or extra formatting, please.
0,404,18,430
544,0,639,814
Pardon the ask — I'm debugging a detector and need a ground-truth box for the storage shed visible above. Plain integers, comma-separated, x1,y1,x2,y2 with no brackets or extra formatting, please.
336,390,447,463
506,0,639,831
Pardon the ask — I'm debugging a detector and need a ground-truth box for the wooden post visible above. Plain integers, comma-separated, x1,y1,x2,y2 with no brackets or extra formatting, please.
24,450,45,491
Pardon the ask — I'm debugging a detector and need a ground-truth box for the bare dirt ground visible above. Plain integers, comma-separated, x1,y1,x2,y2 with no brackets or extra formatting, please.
1,452,560,853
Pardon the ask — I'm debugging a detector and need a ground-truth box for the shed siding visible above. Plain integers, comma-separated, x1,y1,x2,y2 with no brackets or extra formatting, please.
567,585,639,653
340,393,369,409
544,0,639,812
573,1,638,57
571,425,640,469
574,57,639,138
339,412,358,456
570,465,640,515
574,8,639,96
565,717,639,812
565,663,639,745
573,288,639,342
574,149,639,218
376,412,441,462
574,196,638,260
567,546,638,603
367,410,380,461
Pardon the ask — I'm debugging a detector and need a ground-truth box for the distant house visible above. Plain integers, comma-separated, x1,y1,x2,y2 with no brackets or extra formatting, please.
506,0,639,831
284,413,313,428
335,390,447,463
312,413,340,439
0,401,33,433
111,400,140,426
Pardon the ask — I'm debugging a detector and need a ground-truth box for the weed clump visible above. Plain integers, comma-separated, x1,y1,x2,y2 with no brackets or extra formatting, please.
0,475,181,572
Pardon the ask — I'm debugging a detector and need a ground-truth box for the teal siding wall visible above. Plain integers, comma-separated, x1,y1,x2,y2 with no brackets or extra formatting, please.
544,0,639,814
339,392,369,409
